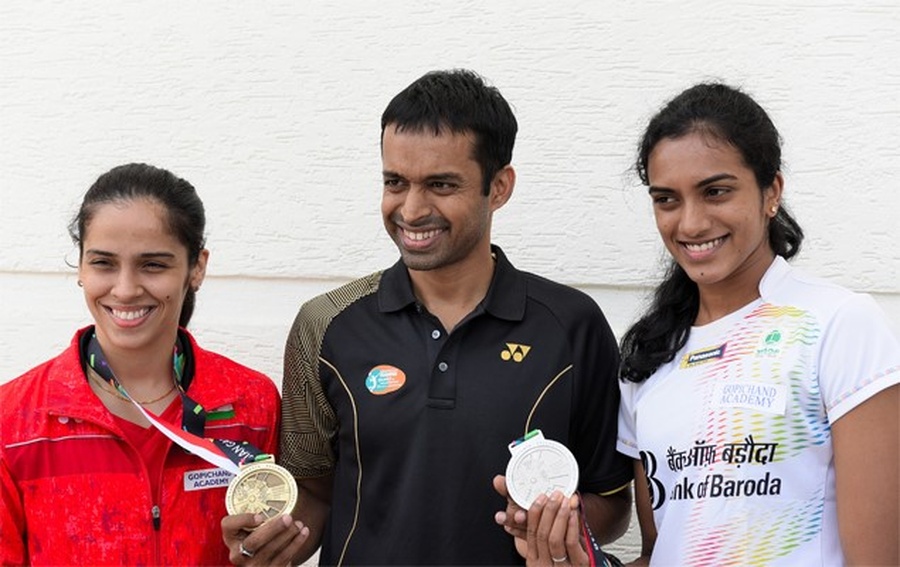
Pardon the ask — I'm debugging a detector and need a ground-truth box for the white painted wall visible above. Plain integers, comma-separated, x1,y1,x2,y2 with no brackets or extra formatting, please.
1,1,898,562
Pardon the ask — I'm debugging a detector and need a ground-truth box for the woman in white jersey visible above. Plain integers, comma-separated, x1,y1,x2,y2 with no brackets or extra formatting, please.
522,84,899,566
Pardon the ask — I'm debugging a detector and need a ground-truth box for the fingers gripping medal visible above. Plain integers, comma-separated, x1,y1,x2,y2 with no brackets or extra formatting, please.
505,430,579,508
226,458,299,520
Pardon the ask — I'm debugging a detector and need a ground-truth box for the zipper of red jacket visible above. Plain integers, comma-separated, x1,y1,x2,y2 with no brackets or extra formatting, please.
146,420,175,565
142,454,162,564
151,504,162,563
152,438,176,564
145,457,163,564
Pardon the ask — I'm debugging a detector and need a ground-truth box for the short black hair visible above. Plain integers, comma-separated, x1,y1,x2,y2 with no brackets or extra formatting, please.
381,69,517,195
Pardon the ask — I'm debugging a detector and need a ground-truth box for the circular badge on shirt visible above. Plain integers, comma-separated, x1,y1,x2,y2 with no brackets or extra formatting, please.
365,364,406,395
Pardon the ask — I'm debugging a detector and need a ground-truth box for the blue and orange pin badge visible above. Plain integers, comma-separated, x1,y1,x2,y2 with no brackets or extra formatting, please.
365,364,406,395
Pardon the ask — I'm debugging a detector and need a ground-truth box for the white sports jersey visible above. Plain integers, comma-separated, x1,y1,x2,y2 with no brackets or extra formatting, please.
618,257,900,567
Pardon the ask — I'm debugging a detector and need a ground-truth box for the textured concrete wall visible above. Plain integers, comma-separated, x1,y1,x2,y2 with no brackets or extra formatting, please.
1,1,898,562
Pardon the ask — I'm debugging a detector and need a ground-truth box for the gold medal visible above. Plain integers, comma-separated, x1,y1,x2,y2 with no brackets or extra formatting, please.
225,460,299,520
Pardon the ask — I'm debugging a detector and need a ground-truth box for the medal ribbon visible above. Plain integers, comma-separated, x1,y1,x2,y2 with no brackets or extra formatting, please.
578,497,611,567
86,332,268,475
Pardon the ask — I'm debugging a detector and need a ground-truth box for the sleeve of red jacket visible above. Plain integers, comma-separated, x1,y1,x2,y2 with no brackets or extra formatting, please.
0,447,27,565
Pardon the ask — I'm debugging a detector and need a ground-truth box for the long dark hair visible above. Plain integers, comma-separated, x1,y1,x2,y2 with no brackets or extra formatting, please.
69,163,206,328
620,83,804,383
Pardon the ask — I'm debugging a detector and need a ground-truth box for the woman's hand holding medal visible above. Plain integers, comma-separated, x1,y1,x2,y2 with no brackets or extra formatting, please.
524,491,591,566
494,430,594,566
222,512,309,566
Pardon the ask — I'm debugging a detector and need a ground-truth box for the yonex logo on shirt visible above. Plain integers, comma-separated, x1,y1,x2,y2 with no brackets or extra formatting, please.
500,343,531,362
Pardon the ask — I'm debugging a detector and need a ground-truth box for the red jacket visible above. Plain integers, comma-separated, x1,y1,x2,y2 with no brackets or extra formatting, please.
0,328,280,566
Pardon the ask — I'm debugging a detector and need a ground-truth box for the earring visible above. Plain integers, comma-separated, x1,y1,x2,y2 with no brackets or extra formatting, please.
77,280,83,287
770,205,779,215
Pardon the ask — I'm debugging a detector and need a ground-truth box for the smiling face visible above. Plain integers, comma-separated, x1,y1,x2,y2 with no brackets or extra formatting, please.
647,131,782,297
78,198,207,359
381,125,512,274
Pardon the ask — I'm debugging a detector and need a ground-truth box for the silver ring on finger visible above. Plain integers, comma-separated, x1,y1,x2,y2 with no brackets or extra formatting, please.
239,542,255,558
552,556,568,563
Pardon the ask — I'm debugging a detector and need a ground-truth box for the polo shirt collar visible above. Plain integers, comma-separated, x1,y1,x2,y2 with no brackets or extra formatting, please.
377,257,418,313
483,245,526,321
377,244,526,322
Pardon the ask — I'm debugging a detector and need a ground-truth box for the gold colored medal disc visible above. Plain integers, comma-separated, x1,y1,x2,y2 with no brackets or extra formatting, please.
226,461,299,520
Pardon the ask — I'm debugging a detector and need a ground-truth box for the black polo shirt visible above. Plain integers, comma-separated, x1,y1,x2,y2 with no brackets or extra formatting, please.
281,246,631,566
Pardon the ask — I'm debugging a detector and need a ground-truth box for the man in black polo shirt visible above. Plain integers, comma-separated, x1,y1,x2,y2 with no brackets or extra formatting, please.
222,69,632,565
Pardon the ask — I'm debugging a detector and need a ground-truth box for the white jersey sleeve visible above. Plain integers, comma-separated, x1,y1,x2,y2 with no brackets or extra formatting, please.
617,379,640,459
818,292,900,423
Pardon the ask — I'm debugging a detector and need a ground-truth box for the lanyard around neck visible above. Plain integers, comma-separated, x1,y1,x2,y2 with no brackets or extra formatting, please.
85,331,267,474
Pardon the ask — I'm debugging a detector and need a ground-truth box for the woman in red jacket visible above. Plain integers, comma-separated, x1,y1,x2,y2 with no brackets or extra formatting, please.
0,163,281,565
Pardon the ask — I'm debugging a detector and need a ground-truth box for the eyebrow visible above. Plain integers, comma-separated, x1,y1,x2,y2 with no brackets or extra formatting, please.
382,171,465,183
649,172,739,193
696,173,739,187
425,172,464,183
84,249,177,259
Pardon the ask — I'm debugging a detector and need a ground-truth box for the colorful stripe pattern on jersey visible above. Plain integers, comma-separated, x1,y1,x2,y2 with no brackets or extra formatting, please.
617,257,900,567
